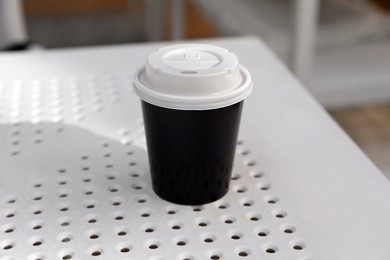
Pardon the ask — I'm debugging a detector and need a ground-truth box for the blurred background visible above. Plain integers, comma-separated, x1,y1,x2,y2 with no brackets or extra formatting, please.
1,0,389,178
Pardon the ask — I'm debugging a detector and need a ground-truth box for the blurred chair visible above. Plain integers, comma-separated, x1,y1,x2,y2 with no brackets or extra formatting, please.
154,0,320,83
145,0,185,41
291,0,320,83
192,0,320,83
0,0,30,50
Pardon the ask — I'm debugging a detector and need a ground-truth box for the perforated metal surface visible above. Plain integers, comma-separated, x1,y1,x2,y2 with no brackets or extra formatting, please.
1,38,390,260
0,73,315,259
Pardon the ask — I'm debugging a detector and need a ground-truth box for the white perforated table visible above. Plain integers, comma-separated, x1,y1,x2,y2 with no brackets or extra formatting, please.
0,37,389,260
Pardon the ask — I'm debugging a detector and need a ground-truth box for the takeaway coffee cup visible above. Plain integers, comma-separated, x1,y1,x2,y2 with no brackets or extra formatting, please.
134,44,252,205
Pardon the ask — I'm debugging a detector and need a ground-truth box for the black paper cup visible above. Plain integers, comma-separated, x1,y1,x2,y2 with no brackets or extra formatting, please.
134,44,252,205
142,100,243,205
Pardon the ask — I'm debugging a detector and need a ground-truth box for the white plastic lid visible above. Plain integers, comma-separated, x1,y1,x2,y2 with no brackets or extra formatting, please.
133,44,252,110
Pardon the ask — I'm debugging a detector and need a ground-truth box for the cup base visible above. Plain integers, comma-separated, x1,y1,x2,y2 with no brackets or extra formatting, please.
152,182,230,206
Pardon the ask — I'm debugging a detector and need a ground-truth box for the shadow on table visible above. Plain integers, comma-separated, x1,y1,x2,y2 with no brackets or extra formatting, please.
0,121,178,221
